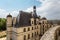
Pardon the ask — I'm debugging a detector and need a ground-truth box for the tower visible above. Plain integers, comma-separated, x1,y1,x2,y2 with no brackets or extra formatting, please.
33,6,37,17
6,14,12,40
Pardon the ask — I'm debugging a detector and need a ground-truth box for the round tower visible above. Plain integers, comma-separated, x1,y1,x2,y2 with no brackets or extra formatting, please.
7,14,12,27
6,13,13,40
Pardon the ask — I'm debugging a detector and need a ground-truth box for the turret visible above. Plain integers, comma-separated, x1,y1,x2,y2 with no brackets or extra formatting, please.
6,13,13,40
33,6,37,17
41,17,47,24
7,14,12,27
33,6,36,14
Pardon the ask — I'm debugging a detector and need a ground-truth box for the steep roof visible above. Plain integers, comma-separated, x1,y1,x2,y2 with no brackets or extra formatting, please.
19,11,32,26
15,11,32,27
15,11,39,27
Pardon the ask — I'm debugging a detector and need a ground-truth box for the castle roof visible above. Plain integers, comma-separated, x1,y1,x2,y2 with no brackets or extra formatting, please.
15,11,38,27
42,17,47,20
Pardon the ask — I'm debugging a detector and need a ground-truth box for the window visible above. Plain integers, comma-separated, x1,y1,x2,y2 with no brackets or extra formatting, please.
43,25,44,34
42,21,44,24
32,21,33,24
37,26,38,29
10,38,12,40
35,32,36,36
35,26,36,29
28,34,30,39
28,28,30,31
59,30,60,36
37,31,38,35
50,25,51,28
32,33,33,37
39,22,41,25
32,27,33,30
36,21,38,24
24,35,26,40
47,24,48,29
35,39,36,40
24,28,26,32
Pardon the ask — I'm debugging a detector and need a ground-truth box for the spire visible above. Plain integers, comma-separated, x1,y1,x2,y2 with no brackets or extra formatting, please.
9,13,10,15
33,6,36,14
33,6,37,18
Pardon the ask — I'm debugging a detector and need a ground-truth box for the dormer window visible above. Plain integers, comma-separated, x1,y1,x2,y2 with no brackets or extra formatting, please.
32,21,33,24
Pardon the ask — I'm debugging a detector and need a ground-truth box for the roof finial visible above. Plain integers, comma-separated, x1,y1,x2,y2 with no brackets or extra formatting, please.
7,13,12,17
9,13,10,15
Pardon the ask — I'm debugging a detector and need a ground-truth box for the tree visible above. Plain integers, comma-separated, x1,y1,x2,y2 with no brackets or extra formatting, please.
0,18,6,31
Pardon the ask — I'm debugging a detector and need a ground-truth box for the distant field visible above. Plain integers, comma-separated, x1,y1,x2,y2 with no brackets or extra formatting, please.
0,31,6,38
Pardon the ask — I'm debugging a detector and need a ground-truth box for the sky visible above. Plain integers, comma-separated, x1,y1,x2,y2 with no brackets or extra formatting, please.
0,0,60,20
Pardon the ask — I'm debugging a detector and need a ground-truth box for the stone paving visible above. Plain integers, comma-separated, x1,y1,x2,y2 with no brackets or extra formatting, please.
40,26,60,40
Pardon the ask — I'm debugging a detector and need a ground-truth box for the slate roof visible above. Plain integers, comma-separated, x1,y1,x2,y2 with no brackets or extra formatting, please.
15,11,38,27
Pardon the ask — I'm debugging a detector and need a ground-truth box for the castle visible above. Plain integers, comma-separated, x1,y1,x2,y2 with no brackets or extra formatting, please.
6,6,53,40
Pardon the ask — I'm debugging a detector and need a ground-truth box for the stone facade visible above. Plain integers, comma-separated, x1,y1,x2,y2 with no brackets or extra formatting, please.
6,6,53,40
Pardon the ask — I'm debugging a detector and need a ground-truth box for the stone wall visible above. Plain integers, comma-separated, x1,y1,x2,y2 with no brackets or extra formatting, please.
40,25,60,40
13,25,40,40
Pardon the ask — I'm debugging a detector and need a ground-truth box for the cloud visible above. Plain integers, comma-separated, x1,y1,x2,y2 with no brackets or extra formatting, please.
24,7,33,12
25,0,60,20
0,9,8,18
37,0,60,20
10,10,19,17
0,0,60,20
0,9,19,18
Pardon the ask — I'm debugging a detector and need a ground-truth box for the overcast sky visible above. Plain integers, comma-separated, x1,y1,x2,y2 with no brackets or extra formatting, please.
0,0,60,20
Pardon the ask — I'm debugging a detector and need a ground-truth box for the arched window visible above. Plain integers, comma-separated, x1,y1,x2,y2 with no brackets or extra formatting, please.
24,35,26,40
24,28,26,32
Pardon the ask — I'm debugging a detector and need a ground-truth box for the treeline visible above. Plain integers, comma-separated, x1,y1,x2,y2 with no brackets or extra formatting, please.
48,20,60,25
0,18,6,31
